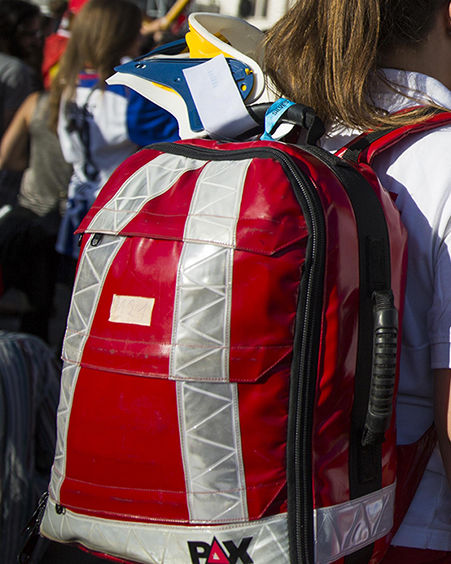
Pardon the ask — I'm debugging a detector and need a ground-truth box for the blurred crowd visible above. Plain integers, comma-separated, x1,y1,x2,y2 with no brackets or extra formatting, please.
0,0,183,346
0,0,185,561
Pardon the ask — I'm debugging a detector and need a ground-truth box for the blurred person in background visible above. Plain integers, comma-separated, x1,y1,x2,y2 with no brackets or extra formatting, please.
0,87,73,345
41,0,89,90
49,0,179,262
0,0,44,207
0,0,43,128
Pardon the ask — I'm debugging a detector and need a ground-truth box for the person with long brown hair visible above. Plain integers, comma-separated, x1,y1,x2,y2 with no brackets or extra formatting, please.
49,0,179,260
264,1,451,562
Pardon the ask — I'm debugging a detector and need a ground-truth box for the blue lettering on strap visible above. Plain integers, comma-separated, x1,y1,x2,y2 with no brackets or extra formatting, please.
260,98,296,141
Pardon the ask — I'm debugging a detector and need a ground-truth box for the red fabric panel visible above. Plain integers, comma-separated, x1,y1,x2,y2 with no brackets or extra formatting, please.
62,367,189,522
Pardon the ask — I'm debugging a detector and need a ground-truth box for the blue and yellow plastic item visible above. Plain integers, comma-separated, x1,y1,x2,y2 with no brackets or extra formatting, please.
106,13,272,139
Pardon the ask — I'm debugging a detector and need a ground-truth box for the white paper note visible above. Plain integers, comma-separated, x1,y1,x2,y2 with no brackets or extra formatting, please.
183,54,258,138
109,295,155,326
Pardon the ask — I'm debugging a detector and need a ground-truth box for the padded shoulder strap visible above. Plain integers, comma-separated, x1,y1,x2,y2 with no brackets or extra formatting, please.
337,109,451,165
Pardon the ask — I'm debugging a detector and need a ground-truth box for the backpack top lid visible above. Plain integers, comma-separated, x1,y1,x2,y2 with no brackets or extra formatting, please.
106,13,274,139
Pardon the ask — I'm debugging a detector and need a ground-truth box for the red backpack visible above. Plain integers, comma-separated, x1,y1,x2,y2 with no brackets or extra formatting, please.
32,105,450,563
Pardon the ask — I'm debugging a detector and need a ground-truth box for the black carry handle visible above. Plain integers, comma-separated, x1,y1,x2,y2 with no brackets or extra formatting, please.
248,102,326,145
362,290,399,447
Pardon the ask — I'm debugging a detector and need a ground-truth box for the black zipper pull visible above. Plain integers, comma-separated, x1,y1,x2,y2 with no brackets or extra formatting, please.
91,233,103,247
18,492,50,563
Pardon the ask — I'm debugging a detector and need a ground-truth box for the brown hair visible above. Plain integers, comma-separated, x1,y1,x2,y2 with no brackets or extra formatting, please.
263,0,448,130
49,0,142,130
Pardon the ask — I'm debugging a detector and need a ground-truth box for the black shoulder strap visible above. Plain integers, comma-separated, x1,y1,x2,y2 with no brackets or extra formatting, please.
65,83,100,182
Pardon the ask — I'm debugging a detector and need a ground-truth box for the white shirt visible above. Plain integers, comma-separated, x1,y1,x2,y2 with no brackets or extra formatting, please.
57,71,179,201
321,69,451,551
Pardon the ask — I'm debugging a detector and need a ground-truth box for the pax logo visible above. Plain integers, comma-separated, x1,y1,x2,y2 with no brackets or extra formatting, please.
188,536,254,564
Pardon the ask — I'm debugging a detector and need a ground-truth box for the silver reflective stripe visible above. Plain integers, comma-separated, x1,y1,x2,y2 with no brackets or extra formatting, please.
178,381,247,523
170,243,233,381
49,362,80,501
183,158,250,246
171,159,251,524
314,482,395,564
63,234,125,364
52,234,125,501
170,159,251,381
41,496,290,564
86,153,205,235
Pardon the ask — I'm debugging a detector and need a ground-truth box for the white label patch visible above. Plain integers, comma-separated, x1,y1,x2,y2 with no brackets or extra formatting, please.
109,295,155,326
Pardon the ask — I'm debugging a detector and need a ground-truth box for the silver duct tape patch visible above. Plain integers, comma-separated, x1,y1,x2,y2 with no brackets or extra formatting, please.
41,497,290,564
177,381,248,523
314,482,395,563
87,153,206,235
